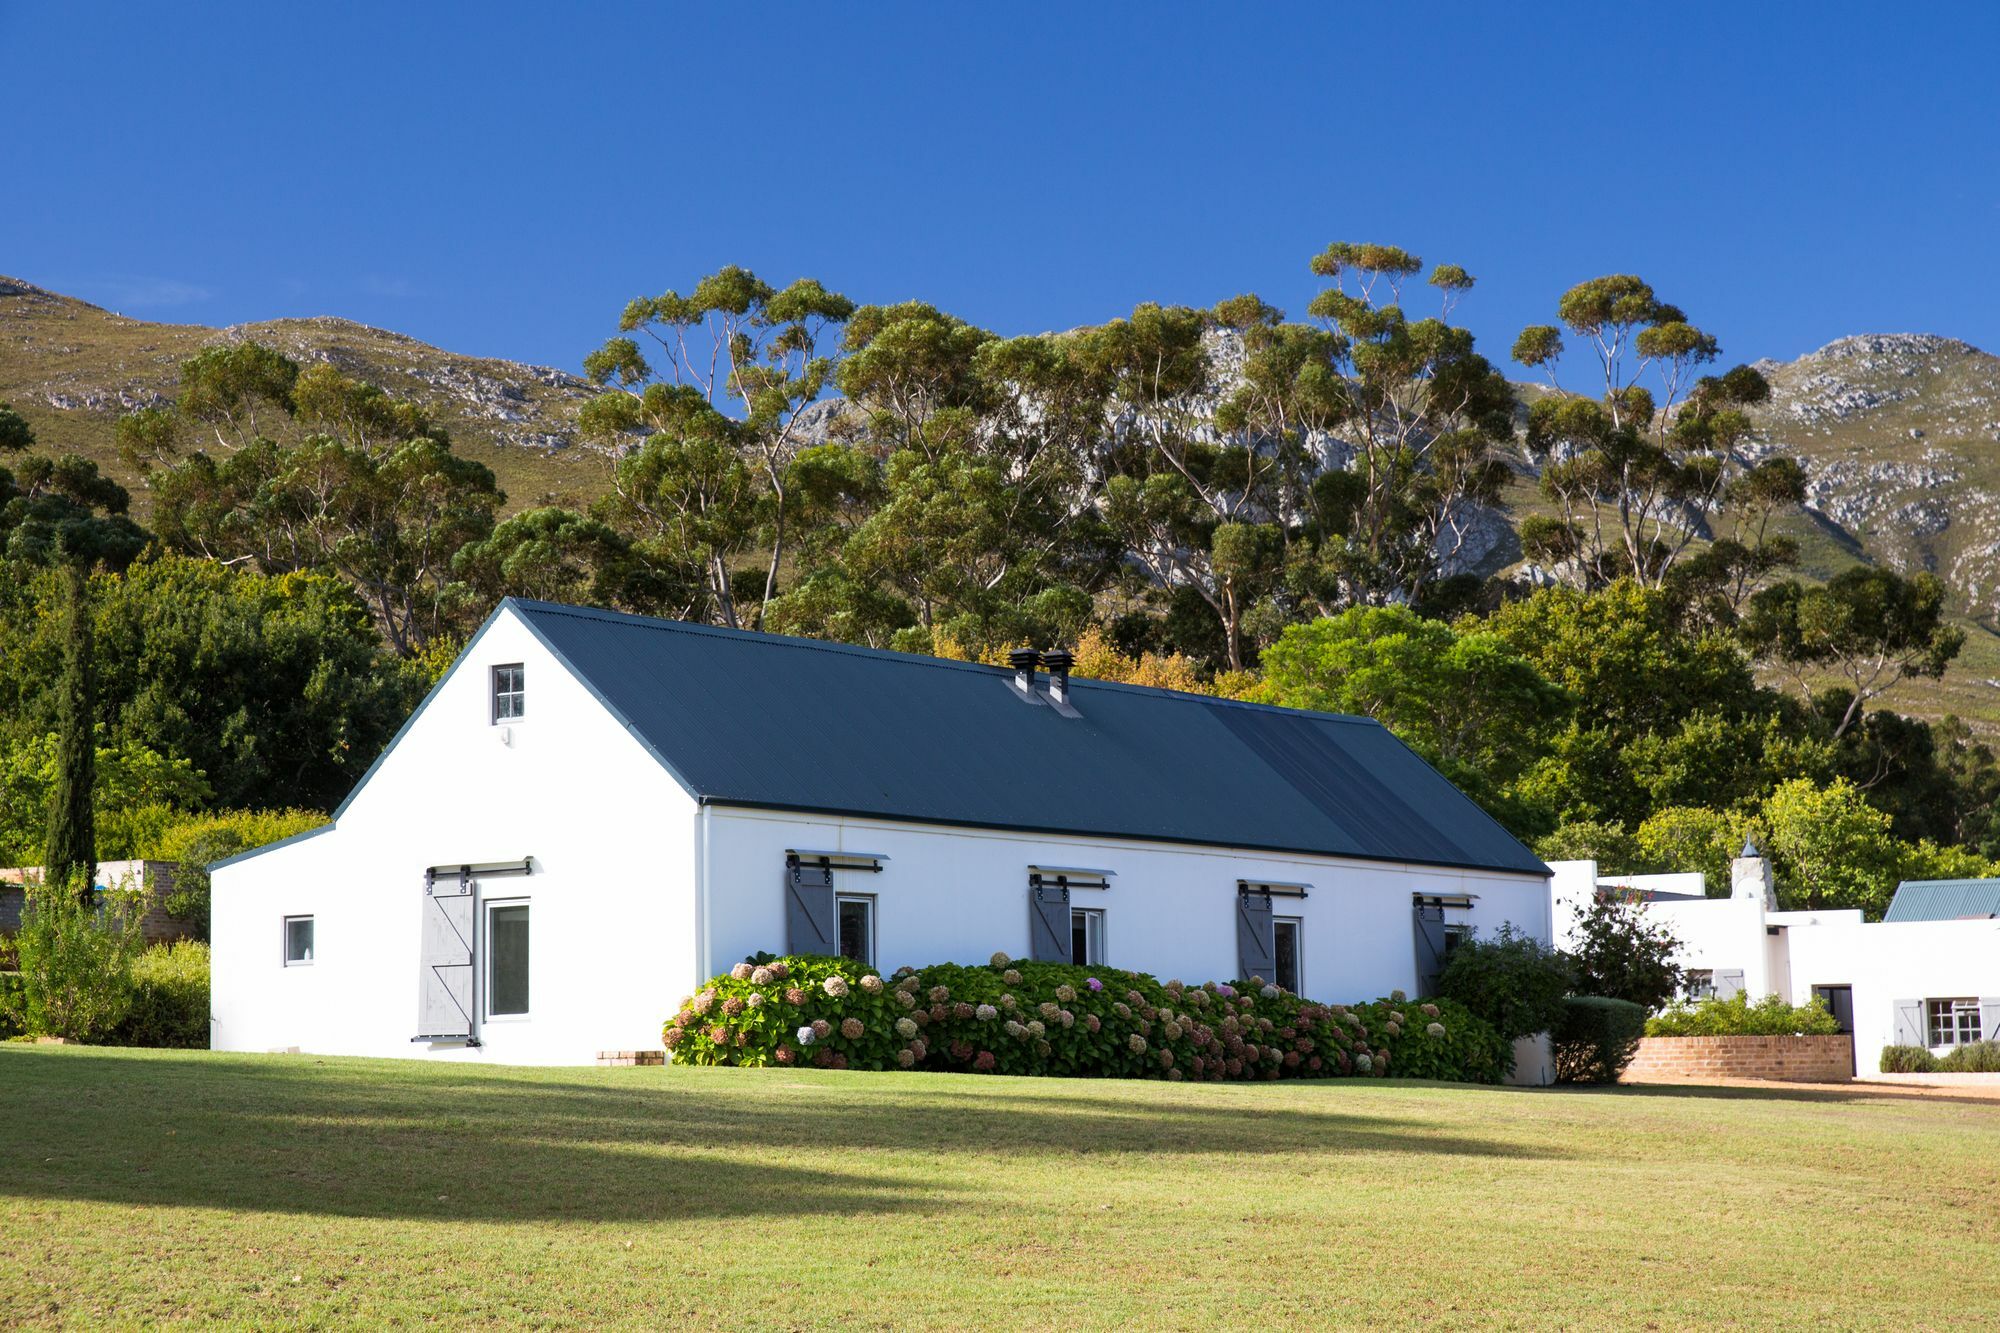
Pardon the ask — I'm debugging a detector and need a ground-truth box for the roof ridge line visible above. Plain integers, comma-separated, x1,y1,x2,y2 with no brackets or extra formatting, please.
502,598,1382,726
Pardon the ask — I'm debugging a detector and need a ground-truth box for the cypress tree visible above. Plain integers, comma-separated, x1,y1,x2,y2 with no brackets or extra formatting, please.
43,563,97,895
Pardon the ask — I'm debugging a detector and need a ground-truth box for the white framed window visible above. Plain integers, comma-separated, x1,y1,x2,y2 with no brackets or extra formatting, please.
283,915,314,966
1684,969,1716,1001
836,894,875,969
487,900,531,1018
1928,998,1980,1048
491,663,525,723
1071,907,1105,966
1274,917,1302,995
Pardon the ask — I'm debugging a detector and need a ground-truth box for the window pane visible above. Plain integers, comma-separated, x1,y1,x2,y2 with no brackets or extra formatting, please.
284,916,314,963
490,904,530,1015
838,898,872,967
1274,920,1300,994
1072,913,1089,965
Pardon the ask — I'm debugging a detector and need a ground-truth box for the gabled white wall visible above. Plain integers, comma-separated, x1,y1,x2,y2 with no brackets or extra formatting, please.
1787,917,2000,1069
212,607,698,1063
698,806,1551,1005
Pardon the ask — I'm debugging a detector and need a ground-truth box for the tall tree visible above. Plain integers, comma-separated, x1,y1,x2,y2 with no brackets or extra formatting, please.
1512,276,1772,589
583,268,855,622
1742,566,1965,739
0,401,148,889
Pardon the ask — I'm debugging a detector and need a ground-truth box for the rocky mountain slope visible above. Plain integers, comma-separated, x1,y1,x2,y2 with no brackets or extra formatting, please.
0,276,613,509
1747,334,2000,618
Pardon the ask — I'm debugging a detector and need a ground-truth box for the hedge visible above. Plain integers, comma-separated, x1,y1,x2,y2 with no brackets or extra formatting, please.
1645,992,1841,1038
1552,995,1646,1084
1883,1042,2000,1074
666,954,1511,1084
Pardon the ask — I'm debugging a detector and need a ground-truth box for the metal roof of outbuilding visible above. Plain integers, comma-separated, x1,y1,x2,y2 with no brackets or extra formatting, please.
506,599,1548,877
1883,878,2000,923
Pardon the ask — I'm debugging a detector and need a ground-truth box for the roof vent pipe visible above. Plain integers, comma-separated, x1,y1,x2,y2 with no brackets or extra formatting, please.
1008,648,1040,694
1040,649,1074,705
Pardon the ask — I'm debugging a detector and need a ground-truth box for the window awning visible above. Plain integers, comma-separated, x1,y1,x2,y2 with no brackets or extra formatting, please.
1239,880,1311,898
1029,865,1114,890
786,849,887,872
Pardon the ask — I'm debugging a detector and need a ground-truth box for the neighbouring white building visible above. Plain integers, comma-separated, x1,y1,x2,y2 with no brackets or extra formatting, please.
212,599,1554,1065
1551,851,2000,1076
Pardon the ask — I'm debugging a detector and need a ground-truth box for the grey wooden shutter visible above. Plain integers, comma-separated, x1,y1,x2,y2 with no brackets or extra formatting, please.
1412,903,1450,996
1713,969,1745,1001
1029,882,1070,962
1237,890,1276,983
1891,999,1924,1047
1981,998,2000,1042
786,859,838,956
417,872,475,1041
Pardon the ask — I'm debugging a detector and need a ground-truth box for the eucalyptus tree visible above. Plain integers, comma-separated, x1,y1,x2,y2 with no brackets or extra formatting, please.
1294,244,1516,609
583,267,855,620
1512,276,1773,588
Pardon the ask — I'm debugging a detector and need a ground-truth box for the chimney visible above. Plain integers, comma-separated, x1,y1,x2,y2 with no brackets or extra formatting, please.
1730,835,1775,910
1040,649,1074,705
1008,648,1039,695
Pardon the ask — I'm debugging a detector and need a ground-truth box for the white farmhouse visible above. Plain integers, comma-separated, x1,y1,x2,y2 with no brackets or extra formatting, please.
1551,852,2000,1076
212,600,1552,1065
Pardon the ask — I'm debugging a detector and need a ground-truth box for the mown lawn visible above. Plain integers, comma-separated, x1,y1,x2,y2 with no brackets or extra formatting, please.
2,1048,1997,1328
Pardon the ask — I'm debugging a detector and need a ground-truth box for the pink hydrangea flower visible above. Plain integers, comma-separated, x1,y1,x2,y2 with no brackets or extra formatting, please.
974,1050,996,1071
662,1025,684,1048
1086,977,1103,992
1421,1003,1440,1018
1215,984,1234,998
731,962,754,981
840,1018,864,1040
1128,1034,1148,1054
1427,1022,1447,1038
976,1004,998,1021
1054,985,1076,1003
989,952,1010,968
928,985,951,1003
784,987,807,1006
775,1044,795,1064
811,1019,832,1039
746,993,765,1009
860,974,884,994
1002,969,1022,985
896,1048,916,1068
722,997,745,1017
750,966,774,986
822,976,849,999
1084,1013,1101,1033
1026,1020,1046,1038
769,962,790,980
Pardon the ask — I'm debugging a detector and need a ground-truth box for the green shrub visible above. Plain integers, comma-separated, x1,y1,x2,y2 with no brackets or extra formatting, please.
1552,995,1646,1084
136,808,328,939
1880,1045,1938,1074
17,873,144,1042
1937,1041,2000,1073
665,956,1508,1084
0,971,23,1038
1435,923,1574,1042
1645,992,1841,1038
112,941,210,1048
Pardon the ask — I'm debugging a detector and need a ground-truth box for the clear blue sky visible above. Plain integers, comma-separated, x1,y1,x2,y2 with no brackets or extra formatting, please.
5,3,1996,373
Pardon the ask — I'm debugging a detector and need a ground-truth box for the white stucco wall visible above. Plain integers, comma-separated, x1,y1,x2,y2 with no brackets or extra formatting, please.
696,806,1551,1007
1550,859,2000,1076
212,607,697,1064
1785,917,2000,1069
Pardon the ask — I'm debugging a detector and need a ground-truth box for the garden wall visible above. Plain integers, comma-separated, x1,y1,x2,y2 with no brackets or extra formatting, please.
1621,1034,1854,1084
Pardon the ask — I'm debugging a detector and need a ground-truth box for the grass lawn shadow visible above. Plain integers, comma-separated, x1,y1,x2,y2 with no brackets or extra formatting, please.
0,1048,1564,1223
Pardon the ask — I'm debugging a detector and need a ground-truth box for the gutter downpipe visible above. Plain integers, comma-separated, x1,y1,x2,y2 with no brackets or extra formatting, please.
696,802,714,998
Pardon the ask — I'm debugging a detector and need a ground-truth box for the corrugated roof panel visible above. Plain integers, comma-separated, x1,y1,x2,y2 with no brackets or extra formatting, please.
509,599,1547,877
1883,879,2000,923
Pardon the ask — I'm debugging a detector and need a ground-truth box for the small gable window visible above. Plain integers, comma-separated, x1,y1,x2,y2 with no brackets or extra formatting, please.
283,915,314,965
491,664,525,723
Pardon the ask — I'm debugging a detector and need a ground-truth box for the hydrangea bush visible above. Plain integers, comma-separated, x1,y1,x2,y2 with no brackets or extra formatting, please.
665,954,1509,1084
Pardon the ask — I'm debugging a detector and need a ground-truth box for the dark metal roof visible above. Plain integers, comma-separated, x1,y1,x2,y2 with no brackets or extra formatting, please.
508,599,1547,877
1883,878,2000,923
